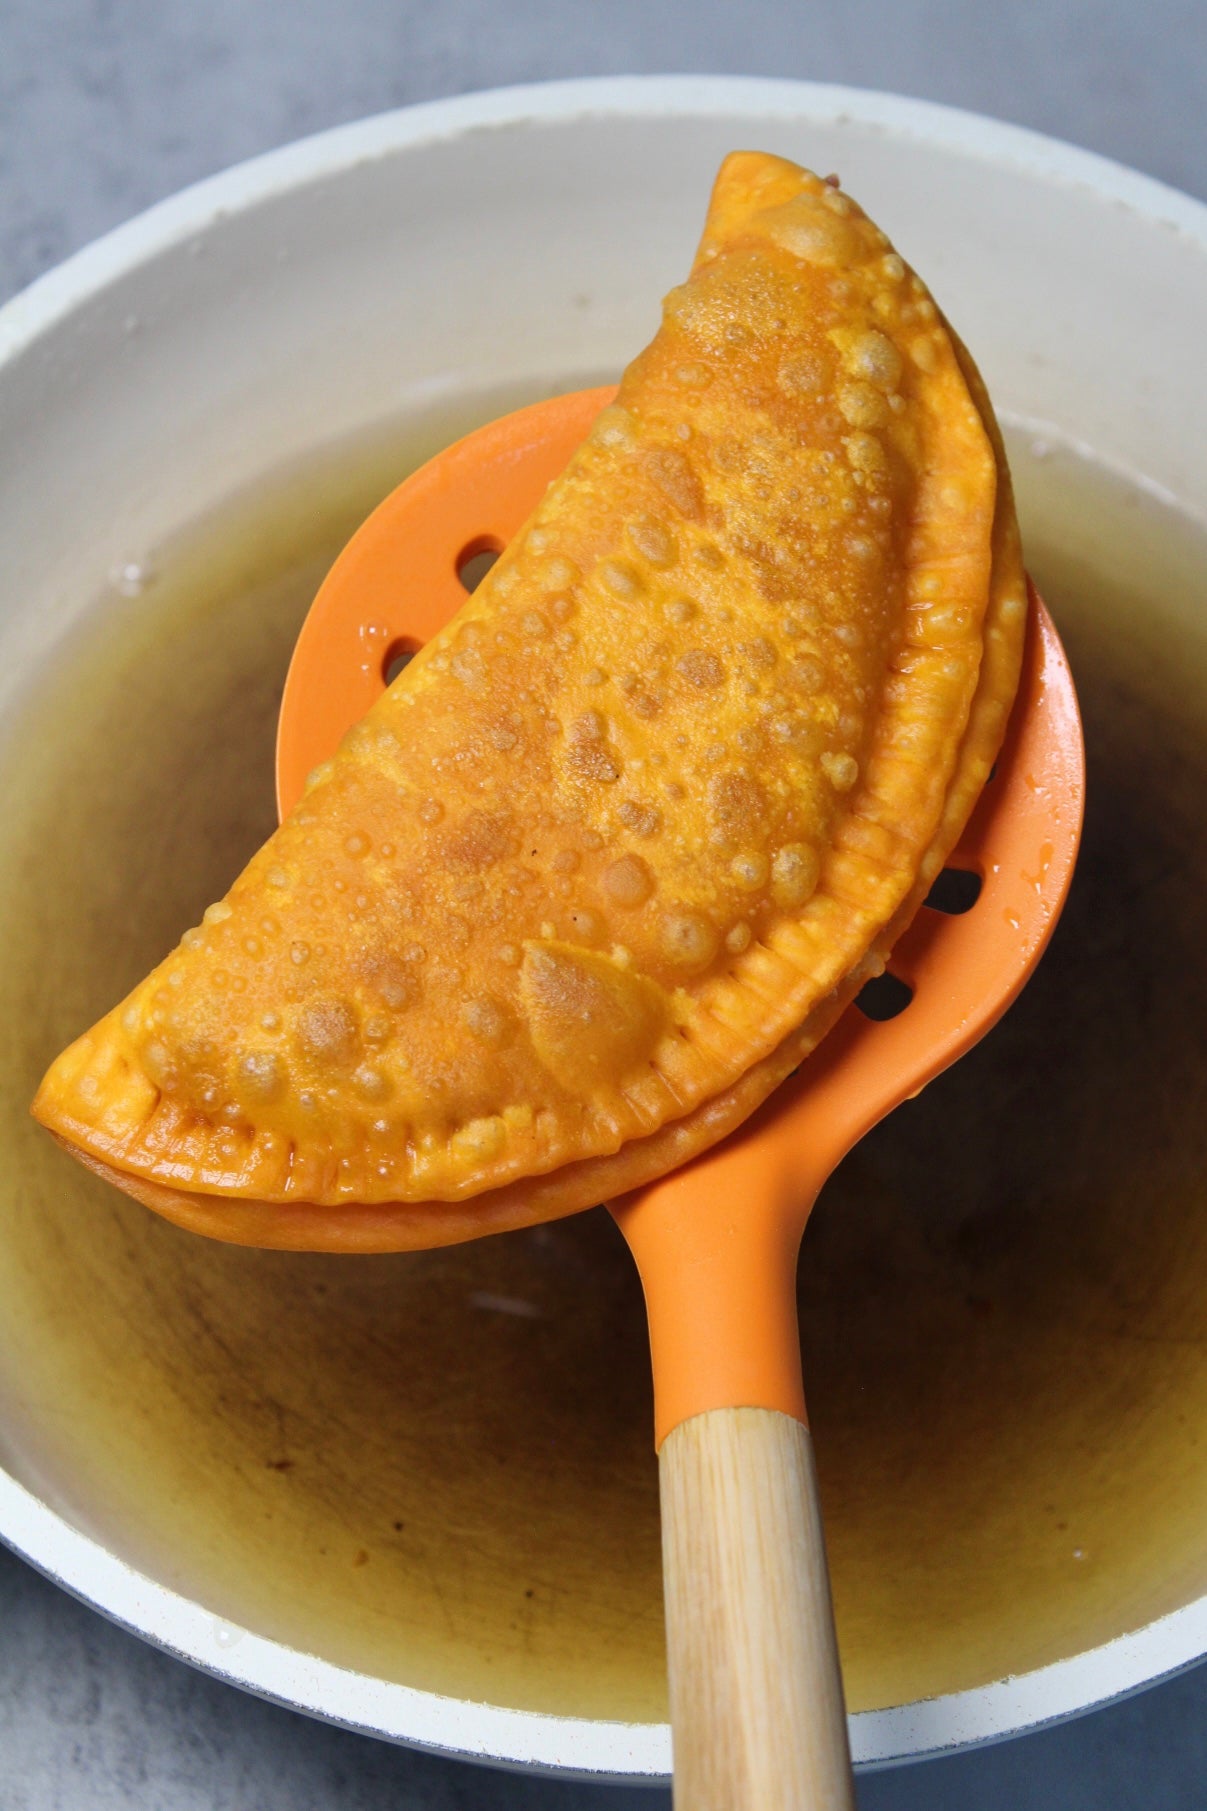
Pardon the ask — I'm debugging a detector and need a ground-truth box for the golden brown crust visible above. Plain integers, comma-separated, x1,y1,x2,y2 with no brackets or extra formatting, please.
33,153,1026,1232
62,461,1022,1253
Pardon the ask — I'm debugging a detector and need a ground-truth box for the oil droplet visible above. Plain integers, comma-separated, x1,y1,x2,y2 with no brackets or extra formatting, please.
110,560,151,597
660,911,719,970
461,997,511,1045
469,1292,543,1319
772,844,821,908
599,559,641,600
676,649,724,689
731,852,769,891
603,854,654,908
357,620,391,675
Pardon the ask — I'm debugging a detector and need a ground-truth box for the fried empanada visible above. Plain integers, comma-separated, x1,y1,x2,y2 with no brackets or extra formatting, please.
34,152,1026,1244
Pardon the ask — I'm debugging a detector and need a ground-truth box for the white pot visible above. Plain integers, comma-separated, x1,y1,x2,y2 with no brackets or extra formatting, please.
1,76,1205,1783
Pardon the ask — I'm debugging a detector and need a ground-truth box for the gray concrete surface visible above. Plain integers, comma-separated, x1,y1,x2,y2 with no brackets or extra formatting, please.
3,1,1206,1805
1,0,1205,309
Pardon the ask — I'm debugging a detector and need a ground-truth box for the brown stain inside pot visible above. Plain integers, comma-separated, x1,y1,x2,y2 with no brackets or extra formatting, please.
1,404,1206,1723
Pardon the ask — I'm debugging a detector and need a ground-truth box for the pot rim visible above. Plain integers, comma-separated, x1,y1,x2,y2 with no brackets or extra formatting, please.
2,74,1205,1779
3,73,1203,357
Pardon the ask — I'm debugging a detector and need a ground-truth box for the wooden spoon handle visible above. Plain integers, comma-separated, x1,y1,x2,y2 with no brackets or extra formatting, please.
659,1406,856,1811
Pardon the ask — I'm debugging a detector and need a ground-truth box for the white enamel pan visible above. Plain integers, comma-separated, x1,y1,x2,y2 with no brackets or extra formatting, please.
1,77,1205,1782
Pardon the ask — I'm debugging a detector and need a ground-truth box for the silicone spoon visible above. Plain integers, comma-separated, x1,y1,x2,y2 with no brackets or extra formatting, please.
277,389,1084,1809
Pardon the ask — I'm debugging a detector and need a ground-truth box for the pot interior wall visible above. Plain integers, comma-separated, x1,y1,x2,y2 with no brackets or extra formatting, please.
1,391,1206,1723
1,95,1206,1743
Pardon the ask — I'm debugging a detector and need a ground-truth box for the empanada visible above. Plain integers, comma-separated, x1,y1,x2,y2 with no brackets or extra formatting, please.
34,152,1026,1247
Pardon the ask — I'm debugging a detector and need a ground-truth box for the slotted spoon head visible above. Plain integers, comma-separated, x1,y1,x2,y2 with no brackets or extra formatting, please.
276,388,1085,1438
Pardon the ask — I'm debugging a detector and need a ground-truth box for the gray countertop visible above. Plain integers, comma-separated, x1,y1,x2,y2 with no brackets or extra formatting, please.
3,3,1206,1805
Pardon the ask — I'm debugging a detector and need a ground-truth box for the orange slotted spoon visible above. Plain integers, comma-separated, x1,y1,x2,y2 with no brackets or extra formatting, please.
278,388,1084,1810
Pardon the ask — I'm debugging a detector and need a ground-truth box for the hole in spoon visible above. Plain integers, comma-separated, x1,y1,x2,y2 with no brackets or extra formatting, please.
925,867,983,915
456,536,503,593
382,639,422,687
856,972,913,1022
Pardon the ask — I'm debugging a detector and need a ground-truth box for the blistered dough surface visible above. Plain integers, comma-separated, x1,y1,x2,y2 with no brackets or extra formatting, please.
34,153,1024,1209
